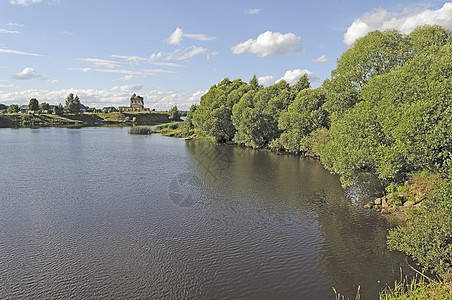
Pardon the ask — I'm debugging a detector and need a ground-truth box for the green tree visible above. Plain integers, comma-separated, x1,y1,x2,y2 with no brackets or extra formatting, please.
39,102,51,113
291,74,310,95
323,29,410,117
53,103,64,115
7,104,19,113
65,93,81,114
277,87,329,152
249,74,262,91
169,105,181,121
29,98,39,111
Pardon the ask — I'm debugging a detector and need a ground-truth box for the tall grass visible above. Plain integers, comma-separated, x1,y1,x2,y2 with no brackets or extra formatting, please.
128,126,153,135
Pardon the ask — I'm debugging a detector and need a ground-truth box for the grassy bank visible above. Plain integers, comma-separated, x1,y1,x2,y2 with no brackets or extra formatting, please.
0,111,171,128
152,121,186,137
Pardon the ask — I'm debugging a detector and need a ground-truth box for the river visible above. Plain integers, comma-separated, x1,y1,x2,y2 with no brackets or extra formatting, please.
0,127,411,299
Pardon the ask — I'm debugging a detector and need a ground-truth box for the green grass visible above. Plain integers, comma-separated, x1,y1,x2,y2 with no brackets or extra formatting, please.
153,121,185,137
380,277,452,299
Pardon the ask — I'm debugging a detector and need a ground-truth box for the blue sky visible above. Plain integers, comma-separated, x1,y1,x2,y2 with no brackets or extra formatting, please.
1,0,451,110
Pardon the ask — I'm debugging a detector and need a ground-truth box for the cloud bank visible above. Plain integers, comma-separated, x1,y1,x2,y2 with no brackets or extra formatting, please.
344,2,452,45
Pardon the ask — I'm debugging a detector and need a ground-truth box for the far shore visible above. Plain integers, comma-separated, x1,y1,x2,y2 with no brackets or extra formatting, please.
0,111,171,128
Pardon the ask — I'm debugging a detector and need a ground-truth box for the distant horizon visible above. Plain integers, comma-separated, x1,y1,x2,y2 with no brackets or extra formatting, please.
1,0,451,110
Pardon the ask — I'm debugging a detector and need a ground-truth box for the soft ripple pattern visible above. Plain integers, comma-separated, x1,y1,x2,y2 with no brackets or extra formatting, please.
0,127,412,299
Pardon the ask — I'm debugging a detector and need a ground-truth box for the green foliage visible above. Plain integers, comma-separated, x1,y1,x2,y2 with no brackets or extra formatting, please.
388,178,452,277
7,104,19,113
29,98,39,111
232,80,291,148
321,27,452,185
153,122,185,136
324,29,410,117
53,104,64,115
277,87,328,152
169,105,181,121
129,126,153,135
184,104,197,135
249,74,262,91
65,93,81,114
380,277,452,300
320,100,385,185
192,78,249,141
39,102,51,112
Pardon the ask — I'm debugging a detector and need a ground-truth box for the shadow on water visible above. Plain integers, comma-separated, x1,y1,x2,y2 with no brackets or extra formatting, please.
185,140,414,299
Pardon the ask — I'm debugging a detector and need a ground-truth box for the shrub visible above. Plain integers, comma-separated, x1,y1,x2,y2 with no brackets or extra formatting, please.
388,178,452,277
129,127,153,135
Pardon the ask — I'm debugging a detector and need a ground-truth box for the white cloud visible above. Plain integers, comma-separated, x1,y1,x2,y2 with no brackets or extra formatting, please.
246,8,260,15
113,75,133,82
165,46,207,61
165,27,216,45
0,83,19,90
166,28,184,45
0,48,42,56
0,28,20,34
186,90,207,102
110,54,148,66
10,0,41,5
344,3,452,45
312,54,331,63
79,58,121,68
231,31,302,57
277,69,317,85
71,67,175,76
110,53,184,66
206,51,219,61
258,75,276,86
7,23,25,27
13,67,57,83
258,69,318,87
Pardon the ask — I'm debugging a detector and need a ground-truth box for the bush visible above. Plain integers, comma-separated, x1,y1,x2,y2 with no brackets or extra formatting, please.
129,127,153,135
388,178,452,277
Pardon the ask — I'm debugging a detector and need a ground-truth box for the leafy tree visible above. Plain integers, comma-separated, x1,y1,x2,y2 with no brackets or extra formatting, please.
323,29,410,116
191,78,249,141
249,74,262,91
184,104,197,135
29,98,39,111
232,80,290,148
321,30,452,185
65,93,81,114
169,105,181,121
277,87,328,152
53,104,64,115
408,25,451,54
7,104,19,113
39,102,51,113
291,74,310,95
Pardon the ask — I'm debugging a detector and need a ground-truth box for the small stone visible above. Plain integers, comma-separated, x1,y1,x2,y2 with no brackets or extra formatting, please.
374,198,382,205
403,201,415,207
364,202,374,209
381,198,389,208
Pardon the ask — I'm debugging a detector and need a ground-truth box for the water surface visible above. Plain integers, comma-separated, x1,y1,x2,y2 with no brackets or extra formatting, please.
0,127,410,299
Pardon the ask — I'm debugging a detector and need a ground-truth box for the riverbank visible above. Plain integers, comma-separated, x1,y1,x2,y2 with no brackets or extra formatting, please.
0,111,171,128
